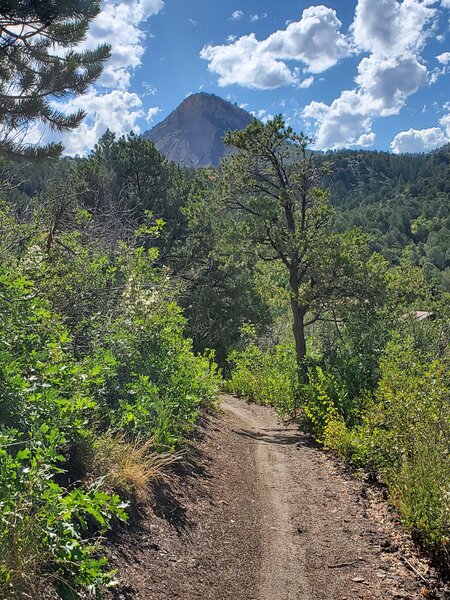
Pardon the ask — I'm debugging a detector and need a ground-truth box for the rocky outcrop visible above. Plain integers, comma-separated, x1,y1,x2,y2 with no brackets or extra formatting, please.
143,93,253,168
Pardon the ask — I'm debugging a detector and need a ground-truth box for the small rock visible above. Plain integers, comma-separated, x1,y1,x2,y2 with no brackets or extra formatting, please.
352,576,366,583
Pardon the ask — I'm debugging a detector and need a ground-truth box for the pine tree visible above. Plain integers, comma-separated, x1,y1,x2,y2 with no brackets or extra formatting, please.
0,0,110,157
222,116,384,384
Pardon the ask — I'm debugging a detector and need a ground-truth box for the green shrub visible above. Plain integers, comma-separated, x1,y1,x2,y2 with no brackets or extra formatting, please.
0,202,221,597
358,339,450,552
0,430,127,599
227,342,298,415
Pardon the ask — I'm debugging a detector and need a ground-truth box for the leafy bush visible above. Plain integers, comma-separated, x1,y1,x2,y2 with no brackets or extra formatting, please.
323,338,449,555
359,339,449,552
0,431,127,599
300,366,351,442
228,330,449,559
227,341,298,415
0,198,221,598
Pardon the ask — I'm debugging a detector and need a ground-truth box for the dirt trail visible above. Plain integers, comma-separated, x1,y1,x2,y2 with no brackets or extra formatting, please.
108,396,435,600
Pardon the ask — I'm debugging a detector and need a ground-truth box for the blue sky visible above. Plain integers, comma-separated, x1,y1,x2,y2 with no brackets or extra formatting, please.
36,0,450,155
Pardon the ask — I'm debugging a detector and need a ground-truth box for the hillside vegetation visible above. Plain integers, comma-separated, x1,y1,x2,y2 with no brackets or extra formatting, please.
0,124,449,597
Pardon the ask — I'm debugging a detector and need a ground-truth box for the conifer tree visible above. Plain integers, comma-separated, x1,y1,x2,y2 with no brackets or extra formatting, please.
223,116,383,384
0,0,110,157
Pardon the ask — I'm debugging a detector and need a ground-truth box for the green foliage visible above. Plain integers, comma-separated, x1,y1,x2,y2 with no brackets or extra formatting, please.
0,191,220,598
227,339,298,415
0,430,127,599
327,145,450,290
301,366,351,442
0,1,110,157
172,168,271,365
223,116,387,385
228,276,449,558
316,336,450,555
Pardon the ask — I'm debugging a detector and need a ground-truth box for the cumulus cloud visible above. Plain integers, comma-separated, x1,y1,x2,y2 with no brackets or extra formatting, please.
303,0,437,149
201,34,297,89
23,0,164,155
61,90,149,155
351,0,436,56
357,132,376,146
390,127,449,153
355,53,428,116
82,0,164,90
230,10,244,20
25,89,149,156
303,92,373,149
146,107,161,123
440,113,450,136
437,52,450,64
200,6,351,89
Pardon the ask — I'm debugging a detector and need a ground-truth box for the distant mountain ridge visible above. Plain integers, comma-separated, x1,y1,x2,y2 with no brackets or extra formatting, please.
142,93,253,168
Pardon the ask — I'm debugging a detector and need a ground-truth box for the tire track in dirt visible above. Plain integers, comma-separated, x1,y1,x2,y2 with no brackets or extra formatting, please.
221,396,311,600
221,395,426,600
107,396,432,600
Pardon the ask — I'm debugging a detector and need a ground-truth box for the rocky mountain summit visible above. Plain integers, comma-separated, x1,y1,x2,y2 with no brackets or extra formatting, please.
143,93,253,168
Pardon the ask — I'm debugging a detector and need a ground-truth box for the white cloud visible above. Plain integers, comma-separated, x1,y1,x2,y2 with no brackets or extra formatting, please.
440,113,450,136
299,76,314,89
390,127,448,153
303,0,436,149
142,82,158,96
61,90,147,155
230,10,244,20
201,34,297,89
437,51,450,64
351,0,436,56
250,13,267,22
442,0,450,8
25,89,148,156
24,0,164,155
146,107,161,123
303,92,373,149
82,0,164,90
303,53,428,149
355,53,428,116
251,109,275,124
200,6,351,89
357,132,376,146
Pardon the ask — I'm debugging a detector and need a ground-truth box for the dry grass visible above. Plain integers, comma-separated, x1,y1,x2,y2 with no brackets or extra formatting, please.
90,432,182,501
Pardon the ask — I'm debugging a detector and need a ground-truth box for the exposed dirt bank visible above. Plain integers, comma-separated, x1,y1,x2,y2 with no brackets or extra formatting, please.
106,396,446,599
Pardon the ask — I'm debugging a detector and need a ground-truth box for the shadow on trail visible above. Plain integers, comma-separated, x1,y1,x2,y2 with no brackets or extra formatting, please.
233,426,304,446
152,481,189,533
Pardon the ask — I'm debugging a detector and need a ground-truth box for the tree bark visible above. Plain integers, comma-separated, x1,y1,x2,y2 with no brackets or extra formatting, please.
290,294,307,386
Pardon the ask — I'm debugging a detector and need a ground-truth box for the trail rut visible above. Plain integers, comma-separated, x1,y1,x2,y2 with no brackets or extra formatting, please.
108,396,434,600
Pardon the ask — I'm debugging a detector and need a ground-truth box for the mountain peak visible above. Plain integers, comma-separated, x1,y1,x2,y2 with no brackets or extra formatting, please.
143,93,253,168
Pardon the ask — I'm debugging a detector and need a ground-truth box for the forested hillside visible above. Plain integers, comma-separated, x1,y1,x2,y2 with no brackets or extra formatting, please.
1,123,449,598
327,146,450,288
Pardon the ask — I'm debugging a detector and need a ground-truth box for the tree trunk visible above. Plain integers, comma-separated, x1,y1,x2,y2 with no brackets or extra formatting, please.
290,295,307,386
